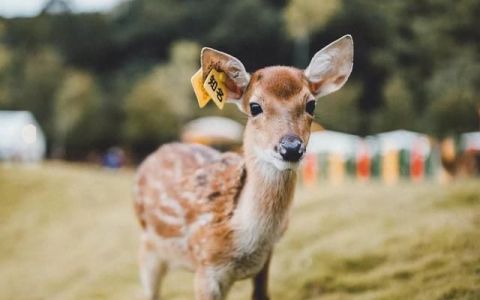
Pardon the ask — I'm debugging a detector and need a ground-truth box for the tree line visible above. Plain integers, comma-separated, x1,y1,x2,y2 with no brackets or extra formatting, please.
0,0,478,160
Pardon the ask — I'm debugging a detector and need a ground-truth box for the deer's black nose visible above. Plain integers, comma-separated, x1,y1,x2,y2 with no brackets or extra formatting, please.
278,135,305,162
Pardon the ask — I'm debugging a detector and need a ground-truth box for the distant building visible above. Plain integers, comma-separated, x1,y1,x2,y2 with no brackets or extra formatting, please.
461,132,480,152
303,130,363,185
0,111,46,162
307,130,362,159
372,130,434,183
373,130,431,157
300,129,441,185
181,116,244,150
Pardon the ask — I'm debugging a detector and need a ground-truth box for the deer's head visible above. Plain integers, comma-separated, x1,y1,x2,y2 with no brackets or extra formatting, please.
200,35,353,171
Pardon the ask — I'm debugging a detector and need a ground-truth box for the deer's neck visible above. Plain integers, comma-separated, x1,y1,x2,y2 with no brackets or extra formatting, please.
232,150,297,251
245,158,297,219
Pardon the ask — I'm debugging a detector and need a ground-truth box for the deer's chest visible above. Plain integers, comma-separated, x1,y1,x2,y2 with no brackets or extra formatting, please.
228,217,283,279
231,239,272,279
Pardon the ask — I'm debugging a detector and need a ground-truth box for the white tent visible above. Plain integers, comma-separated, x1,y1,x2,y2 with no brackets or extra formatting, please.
181,116,244,145
0,111,46,162
374,130,431,156
306,130,362,159
461,132,480,151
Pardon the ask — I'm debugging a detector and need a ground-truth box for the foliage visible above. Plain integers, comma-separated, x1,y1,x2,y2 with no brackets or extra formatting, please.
284,0,341,66
124,41,199,153
372,76,417,133
0,0,479,158
10,47,65,141
0,44,12,106
315,82,362,133
284,0,340,38
53,70,104,155
425,49,480,136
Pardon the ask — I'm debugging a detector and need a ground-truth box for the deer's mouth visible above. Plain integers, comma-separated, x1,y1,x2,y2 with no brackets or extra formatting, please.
272,156,300,171
254,147,301,171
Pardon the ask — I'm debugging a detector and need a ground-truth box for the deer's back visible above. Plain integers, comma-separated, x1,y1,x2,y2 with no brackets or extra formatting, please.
134,143,246,266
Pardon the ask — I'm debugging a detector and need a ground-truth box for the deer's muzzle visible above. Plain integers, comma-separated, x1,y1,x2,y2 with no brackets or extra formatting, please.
278,135,305,162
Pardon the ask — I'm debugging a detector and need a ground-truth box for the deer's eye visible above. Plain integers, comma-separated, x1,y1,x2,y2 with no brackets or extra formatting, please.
306,100,316,116
250,102,263,117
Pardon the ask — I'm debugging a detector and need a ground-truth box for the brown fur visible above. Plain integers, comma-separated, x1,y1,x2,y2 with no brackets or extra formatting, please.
134,36,353,300
135,143,246,267
256,67,305,100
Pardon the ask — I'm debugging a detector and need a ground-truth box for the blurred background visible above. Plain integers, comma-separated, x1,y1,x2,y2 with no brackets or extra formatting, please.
0,0,479,299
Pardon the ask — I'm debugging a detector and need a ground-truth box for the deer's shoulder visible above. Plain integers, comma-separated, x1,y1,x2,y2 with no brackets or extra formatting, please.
136,142,244,184
134,143,246,246
135,143,246,225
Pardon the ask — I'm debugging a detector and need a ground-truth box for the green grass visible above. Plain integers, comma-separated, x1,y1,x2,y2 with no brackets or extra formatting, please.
1,163,479,300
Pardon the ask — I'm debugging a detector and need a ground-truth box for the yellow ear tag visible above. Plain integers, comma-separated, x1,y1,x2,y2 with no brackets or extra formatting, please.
203,69,228,110
191,68,211,108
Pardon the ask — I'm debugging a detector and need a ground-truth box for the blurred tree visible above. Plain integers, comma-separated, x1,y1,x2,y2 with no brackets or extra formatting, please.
50,13,115,71
284,0,341,66
372,76,417,133
41,0,72,15
112,0,289,71
311,0,394,126
111,0,191,68
383,0,480,135
124,41,199,155
315,82,362,133
0,45,10,74
0,45,11,107
264,0,288,9
9,47,65,145
425,49,480,136
205,0,288,70
53,70,103,156
1,0,479,159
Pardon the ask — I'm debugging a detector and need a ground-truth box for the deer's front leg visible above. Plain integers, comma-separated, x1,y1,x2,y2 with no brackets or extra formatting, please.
194,267,232,300
252,252,272,300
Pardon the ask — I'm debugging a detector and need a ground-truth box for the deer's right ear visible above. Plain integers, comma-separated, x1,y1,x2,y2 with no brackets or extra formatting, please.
201,47,250,109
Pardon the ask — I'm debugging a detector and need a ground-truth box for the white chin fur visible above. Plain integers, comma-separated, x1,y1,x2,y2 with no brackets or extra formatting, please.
271,159,299,171
254,147,300,171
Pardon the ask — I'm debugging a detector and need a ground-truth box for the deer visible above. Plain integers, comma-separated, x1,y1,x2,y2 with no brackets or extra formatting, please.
133,35,353,300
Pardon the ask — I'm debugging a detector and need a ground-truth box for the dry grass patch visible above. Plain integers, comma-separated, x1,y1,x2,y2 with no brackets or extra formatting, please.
1,163,479,300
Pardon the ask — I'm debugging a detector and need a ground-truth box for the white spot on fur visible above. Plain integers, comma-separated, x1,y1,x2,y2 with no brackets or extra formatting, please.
159,194,185,216
189,212,214,233
153,210,184,226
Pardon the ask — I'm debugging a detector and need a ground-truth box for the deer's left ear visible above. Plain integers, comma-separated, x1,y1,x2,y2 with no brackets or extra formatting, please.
305,35,354,97
201,47,250,107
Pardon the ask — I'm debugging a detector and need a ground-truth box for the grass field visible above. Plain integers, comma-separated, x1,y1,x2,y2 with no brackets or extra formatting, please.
0,163,479,300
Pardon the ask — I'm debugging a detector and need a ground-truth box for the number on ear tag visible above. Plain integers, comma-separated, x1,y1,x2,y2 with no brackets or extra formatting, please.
203,69,228,110
191,68,211,108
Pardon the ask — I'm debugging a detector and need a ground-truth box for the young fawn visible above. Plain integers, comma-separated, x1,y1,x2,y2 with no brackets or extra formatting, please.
134,35,353,300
